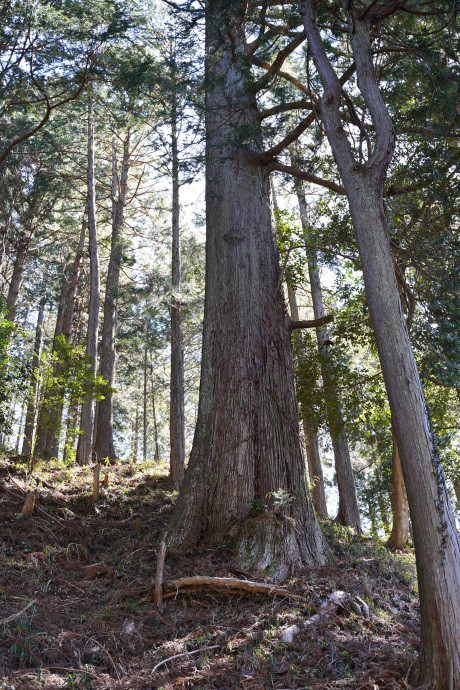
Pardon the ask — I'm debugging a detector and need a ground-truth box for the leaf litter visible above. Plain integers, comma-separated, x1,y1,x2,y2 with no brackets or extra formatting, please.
0,457,420,689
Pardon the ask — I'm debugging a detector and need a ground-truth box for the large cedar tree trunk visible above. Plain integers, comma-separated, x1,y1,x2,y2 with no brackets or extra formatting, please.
76,97,100,466
300,3,460,685
93,137,130,464
164,0,325,577
296,185,361,531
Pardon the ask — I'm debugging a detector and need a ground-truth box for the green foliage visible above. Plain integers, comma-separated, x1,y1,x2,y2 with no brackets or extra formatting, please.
36,336,107,439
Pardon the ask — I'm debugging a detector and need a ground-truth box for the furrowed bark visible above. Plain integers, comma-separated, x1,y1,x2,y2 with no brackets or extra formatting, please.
296,184,361,532
93,135,130,465
163,0,325,577
76,95,100,466
300,2,460,685
170,91,186,488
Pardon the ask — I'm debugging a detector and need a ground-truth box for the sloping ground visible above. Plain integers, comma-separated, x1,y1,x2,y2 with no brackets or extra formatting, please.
0,458,419,689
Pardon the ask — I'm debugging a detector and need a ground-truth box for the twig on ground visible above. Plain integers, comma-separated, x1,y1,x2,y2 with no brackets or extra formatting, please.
152,644,221,673
154,541,167,608
162,576,303,600
59,633,120,680
0,598,37,625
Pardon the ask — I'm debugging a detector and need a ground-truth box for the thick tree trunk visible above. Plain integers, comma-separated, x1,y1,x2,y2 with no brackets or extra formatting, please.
76,97,100,466
21,302,46,456
169,96,186,488
300,3,460,685
93,137,129,464
296,186,361,531
387,427,410,549
5,236,28,322
164,1,325,577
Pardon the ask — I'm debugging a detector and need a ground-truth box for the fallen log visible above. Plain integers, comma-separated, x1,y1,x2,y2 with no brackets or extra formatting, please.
162,575,303,600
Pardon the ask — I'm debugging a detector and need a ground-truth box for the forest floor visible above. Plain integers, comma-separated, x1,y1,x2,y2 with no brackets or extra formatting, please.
0,457,420,690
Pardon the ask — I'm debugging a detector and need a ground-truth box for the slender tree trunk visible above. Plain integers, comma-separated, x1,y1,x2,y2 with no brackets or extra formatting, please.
34,274,68,458
300,3,460,685
303,419,328,518
41,216,87,461
387,427,410,549
151,363,160,463
170,96,185,488
5,236,28,322
93,136,129,464
76,96,100,466
164,0,325,576
15,401,26,453
63,214,87,341
62,401,79,464
0,195,15,274
143,321,148,463
22,302,46,455
133,406,139,464
453,480,460,511
296,185,361,531
286,271,328,518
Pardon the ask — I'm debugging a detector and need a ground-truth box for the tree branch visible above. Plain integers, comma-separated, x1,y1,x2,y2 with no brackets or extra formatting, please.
291,315,334,330
268,159,345,194
253,31,306,93
252,56,308,95
259,98,315,120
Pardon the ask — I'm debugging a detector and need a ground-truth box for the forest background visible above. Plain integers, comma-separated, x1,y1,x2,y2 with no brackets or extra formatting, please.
0,0,460,687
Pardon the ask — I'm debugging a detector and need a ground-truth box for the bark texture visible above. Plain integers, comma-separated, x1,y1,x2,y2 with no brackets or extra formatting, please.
93,137,129,464
296,185,361,531
169,97,185,488
76,97,100,466
386,427,410,549
21,302,46,456
300,3,460,686
163,0,325,577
